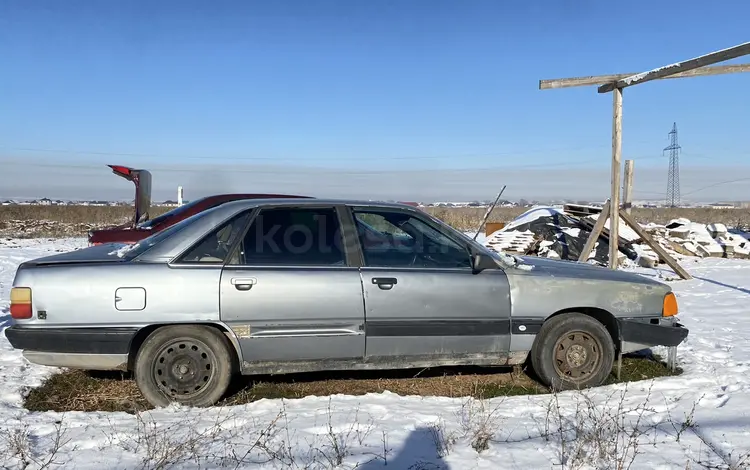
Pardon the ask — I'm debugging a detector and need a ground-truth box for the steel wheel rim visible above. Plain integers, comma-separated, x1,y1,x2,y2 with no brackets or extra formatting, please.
552,330,603,383
152,337,217,399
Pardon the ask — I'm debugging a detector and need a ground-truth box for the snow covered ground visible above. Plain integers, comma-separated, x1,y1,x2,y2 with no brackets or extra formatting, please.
2,237,750,469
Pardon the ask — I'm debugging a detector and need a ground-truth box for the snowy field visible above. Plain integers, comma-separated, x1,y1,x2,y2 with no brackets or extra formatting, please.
2,237,750,469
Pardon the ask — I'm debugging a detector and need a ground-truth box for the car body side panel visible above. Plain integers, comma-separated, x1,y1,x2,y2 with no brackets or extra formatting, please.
12,263,222,327
506,265,670,352
361,267,512,362
219,267,366,366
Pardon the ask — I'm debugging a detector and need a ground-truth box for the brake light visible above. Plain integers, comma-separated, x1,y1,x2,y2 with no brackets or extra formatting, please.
662,292,678,317
109,165,133,178
10,287,32,319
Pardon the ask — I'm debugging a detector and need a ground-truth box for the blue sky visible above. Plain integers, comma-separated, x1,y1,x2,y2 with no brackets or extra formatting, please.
1,1,749,202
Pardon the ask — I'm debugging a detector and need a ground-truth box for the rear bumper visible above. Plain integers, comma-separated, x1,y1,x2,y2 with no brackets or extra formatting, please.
5,326,138,355
618,317,688,348
5,326,137,371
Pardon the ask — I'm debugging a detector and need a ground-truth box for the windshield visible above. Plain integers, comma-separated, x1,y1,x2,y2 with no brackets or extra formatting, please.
137,197,207,228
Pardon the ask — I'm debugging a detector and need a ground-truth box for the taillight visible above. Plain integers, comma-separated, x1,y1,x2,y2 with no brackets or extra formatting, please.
10,287,32,319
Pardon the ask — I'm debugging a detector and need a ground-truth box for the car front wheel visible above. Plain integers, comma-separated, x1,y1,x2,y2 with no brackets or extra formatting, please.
134,325,234,407
530,313,615,391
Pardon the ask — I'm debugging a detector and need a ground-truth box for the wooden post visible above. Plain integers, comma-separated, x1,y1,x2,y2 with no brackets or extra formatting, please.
472,186,507,241
609,87,623,269
577,200,610,262
598,42,750,93
539,42,750,280
623,160,634,214
618,209,693,280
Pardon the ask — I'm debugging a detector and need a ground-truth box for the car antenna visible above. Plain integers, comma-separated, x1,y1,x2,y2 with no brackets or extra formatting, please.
472,185,507,241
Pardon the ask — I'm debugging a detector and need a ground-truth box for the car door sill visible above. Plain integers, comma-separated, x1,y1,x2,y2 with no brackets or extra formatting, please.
240,352,521,375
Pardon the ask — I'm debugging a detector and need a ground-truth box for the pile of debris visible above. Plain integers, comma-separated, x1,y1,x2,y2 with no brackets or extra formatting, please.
645,218,750,259
482,205,750,267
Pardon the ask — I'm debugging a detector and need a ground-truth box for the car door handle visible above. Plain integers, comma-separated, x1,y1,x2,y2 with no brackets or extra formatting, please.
372,277,397,290
230,277,257,291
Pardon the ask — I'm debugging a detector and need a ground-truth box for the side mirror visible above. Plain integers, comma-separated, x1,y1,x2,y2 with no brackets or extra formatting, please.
471,253,498,273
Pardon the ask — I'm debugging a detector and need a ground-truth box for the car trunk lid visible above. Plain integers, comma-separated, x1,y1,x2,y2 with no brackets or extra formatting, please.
19,243,130,267
108,164,152,227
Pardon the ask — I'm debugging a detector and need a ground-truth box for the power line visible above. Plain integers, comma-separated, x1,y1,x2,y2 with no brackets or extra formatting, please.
632,176,750,198
681,176,750,196
0,140,657,163
0,154,669,174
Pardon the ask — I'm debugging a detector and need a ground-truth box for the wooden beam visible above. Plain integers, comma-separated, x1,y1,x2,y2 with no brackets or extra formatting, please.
623,160,634,214
609,88,623,269
539,63,750,90
618,209,692,280
577,200,610,262
598,42,750,93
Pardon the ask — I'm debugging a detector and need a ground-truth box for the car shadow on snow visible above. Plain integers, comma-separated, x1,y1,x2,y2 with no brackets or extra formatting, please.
0,308,10,329
695,276,750,296
358,426,450,470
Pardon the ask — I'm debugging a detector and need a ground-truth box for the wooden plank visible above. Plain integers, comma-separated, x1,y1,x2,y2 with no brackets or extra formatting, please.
623,159,634,214
539,64,750,89
618,209,693,280
609,88,623,269
598,42,750,93
563,203,604,217
577,200,610,262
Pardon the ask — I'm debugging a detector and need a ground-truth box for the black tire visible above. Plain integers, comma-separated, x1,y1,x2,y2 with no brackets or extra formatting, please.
530,313,615,391
134,325,235,408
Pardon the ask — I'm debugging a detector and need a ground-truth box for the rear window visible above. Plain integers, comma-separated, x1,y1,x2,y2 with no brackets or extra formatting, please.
117,209,213,260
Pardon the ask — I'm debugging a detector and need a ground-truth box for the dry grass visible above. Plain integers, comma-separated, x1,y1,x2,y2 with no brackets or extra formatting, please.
24,354,680,414
0,204,172,224
2,204,750,238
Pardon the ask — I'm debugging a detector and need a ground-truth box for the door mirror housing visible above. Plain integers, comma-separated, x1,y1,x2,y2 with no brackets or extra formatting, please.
471,253,498,273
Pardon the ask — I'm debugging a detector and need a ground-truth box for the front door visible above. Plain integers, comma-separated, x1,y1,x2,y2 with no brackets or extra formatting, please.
350,207,512,364
220,206,365,364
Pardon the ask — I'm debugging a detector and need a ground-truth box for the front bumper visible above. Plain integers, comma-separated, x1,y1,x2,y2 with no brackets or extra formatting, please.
617,317,688,348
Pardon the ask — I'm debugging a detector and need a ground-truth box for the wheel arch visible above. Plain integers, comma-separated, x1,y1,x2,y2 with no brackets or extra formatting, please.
545,307,621,353
127,322,243,372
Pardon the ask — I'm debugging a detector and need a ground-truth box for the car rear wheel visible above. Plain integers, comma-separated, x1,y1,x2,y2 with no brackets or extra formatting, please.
134,325,234,407
530,313,615,391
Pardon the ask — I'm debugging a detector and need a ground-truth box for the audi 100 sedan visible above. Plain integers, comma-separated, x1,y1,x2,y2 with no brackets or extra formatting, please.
6,198,688,407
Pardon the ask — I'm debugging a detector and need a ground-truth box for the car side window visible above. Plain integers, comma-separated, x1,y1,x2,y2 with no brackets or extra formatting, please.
232,207,346,266
176,211,253,264
352,209,472,269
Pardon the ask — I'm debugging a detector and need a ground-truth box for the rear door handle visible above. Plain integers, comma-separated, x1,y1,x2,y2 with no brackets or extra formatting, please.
231,277,257,291
372,277,397,290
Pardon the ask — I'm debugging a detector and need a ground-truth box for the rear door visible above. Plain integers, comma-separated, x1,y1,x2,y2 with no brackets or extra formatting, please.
347,206,512,364
219,205,366,364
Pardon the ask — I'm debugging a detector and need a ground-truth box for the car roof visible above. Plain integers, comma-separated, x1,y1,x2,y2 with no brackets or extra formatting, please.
213,197,417,211
203,193,312,200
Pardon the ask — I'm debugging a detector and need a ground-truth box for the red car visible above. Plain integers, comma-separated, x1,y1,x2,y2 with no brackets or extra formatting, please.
88,165,311,245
